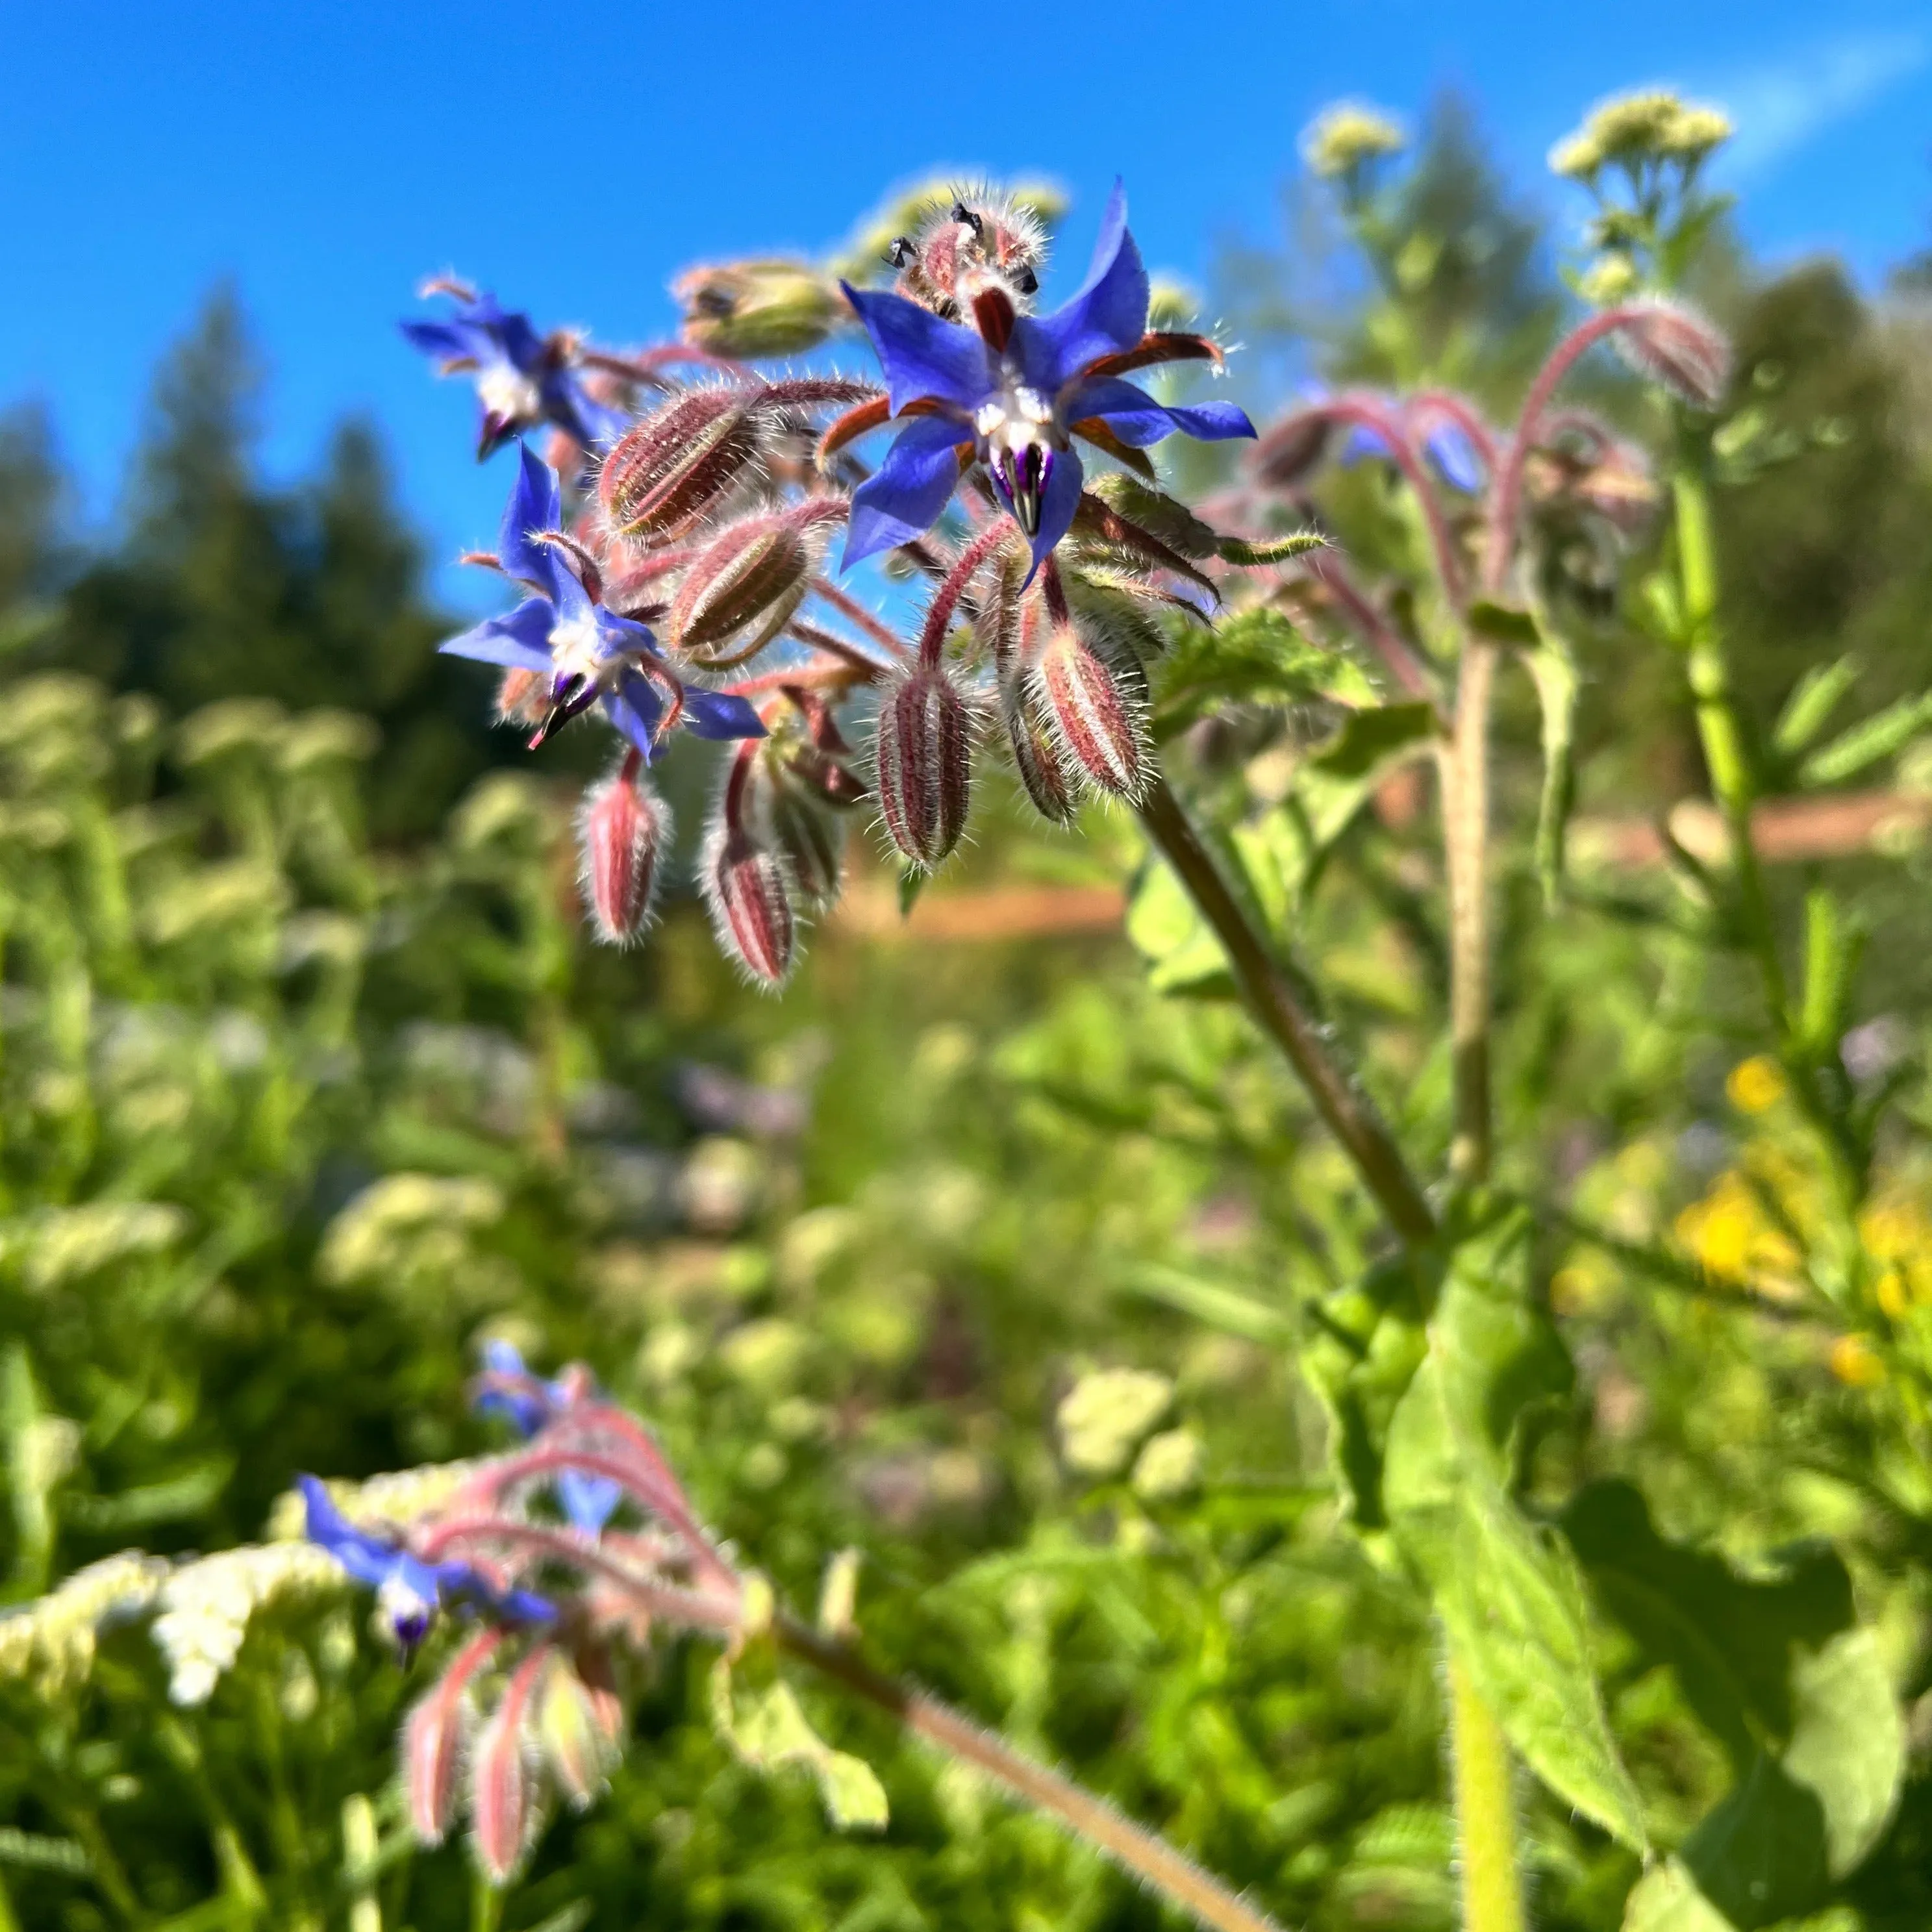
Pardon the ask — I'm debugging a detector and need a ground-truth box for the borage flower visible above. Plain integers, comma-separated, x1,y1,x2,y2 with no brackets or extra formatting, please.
404,279,628,460
297,1475,555,1657
474,1340,621,1534
838,183,1255,581
441,445,766,755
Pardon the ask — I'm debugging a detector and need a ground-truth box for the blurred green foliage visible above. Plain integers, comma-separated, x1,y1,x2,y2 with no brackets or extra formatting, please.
4,89,1932,1932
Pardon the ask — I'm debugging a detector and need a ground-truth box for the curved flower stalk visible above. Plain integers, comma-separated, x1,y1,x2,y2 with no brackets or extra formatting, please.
294,1357,1285,1932
835,182,1256,578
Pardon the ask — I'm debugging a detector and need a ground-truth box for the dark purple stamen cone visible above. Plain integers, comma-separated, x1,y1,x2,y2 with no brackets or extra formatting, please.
1000,674,1079,825
705,831,796,985
874,665,973,868
1030,626,1147,799
579,766,667,946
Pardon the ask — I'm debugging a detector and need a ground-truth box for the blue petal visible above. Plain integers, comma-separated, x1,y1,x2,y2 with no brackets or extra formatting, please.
682,688,768,741
1022,444,1086,587
466,293,546,373
595,607,658,657
1016,181,1148,392
299,1475,400,1588
602,671,666,758
401,318,487,363
438,597,555,670
558,1470,623,1534
840,416,971,570
840,282,991,416
474,1340,547,1435
548,374,629,451
498,444,565,597
1066,377,1257,449
1340,423,1392,464
1425,421,1485,493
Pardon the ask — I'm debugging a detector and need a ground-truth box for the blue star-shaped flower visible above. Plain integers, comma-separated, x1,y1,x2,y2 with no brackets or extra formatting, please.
838,183,1256,581
297,1474,555,1653
440,445,767,756
473,1341,622,1535
403,283,629,460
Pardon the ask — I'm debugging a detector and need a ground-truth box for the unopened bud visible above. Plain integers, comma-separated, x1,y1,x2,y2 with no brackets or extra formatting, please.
784,743,868,809
470,1692,533,1883
768,787,847,909
578,768,668,945
1253,411,1335,489
674,260,843,359
671,514,819,666
999,673,1079,825
1084,474,1219,560
536,1653,619,1810
1612,301,1730,409
873,666,973,868
704,829,796,985
1029,626,1147,799
404,1679,468,1846
598,389,762,542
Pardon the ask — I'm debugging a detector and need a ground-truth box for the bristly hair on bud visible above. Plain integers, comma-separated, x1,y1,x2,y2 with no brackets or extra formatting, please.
470,1648,547,1883
536,1651,621,1811
668,504,838,667
1610,301,1731,410
403,1627,503,1847
703,747,798,986
578,758,669,946
495,666,549,731
1029,621,1149,802
872,664,975,868
890,186,1050,320
598,388,764,544
1000,670,1081,825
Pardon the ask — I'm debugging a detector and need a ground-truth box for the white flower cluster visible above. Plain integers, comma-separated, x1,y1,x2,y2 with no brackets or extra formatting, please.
0,1551,169,1696
264,1457,496,1543
151,1543,344,1706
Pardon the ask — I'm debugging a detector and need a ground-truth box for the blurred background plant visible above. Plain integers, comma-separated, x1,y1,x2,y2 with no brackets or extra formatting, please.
4,78,1932,1932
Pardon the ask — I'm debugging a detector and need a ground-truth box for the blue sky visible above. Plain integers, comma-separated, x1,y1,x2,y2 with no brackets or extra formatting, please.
4,0,1929,601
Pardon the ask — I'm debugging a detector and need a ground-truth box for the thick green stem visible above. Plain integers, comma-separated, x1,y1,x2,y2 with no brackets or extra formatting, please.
1448,1651,1527,1932
1136,773,1437,1244
1443,643,1498,1185
779,1617,1287,1932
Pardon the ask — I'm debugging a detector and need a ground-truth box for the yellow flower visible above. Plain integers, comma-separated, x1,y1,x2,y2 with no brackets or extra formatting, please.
1829,1334,1886,1388
1726,1057,1787,1114
1302,103,1406,179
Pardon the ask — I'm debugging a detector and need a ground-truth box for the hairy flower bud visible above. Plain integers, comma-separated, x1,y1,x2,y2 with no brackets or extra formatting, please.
873,666,973,868
767,786,847,909
671,512,820,666
536,1653,619,1811
1252,411,1336,489
1612,301,1730,410
784,744,869,809
470,1690,534,1883
674,260,842,358
495,667,549,730
1083,473,1219,561
403,1634,496,1846
1029,626,1148,800
704,829,796,985
999,673,1079,825
598,389,762,542
578,766,668,946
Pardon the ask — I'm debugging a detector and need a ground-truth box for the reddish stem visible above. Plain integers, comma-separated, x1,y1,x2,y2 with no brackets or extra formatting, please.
808,578,911,659
918,522,1014,670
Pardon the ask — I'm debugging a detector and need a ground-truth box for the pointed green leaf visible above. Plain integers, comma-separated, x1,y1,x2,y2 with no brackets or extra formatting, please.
1781,1629,1904,1877
1772,657,1859,758
1622,1859,1739,1932
1465,600,1540,647
1799,689,1932,788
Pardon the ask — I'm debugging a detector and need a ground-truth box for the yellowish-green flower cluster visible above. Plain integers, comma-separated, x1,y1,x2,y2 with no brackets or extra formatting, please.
1549,89,1733,179
266,1457,497,1542
0,1551,169,1698
1057,1368,1174,1477
1301,101,1406,181
151,1544,346,1705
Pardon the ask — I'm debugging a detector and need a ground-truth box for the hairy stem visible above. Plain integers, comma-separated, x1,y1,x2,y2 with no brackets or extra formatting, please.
778,1616,1288,1932
1136,773,1436,1244
1444,641,1498,1185
1447,1651,1527,1932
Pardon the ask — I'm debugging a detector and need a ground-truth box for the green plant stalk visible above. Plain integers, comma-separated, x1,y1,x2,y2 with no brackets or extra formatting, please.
778,1616,1289,1932
1444,642,1498,1185
1136,773,1437,1245
1448,1653,1527,1932
1672,464,1863,1203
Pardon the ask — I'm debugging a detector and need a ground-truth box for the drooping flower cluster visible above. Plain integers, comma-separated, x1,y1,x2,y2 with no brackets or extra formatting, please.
406,180,1309,988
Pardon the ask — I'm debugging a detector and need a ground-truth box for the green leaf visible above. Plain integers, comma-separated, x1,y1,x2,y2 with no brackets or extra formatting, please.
1799,689,1932,788
1309,702,1440,780
1781,1629,1904,1876
1682,1754,1829,1929
1124,862,1234,997
896,866,927,918
1120,1262,1296,1344
711,1664,889,1833
1151,607,1375,737
1772,657,1859,758
1383,1213,1647,1851
1798,888,1864,1060
1622,1859,1740,1932
1465,600,1540,647
1561,1479,1853,1770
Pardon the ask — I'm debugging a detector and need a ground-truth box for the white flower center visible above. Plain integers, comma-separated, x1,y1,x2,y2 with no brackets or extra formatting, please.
547,608,608,683
478,362,543,424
